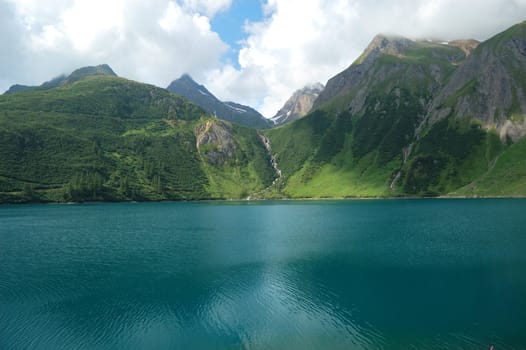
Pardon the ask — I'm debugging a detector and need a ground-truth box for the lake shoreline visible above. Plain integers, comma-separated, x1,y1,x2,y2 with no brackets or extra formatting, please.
2,194,526,205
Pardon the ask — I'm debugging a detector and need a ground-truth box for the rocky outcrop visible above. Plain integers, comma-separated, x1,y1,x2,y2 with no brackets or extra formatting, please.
311,23,526,142
271,83,324,125
447,39,480,56
427,22,526,141
195,120,239,165
312,35,415,110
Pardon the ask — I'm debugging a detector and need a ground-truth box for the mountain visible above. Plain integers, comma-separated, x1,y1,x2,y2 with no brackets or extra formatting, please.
428,23,526,141
2,22,526,203
270,83,324,126
167,74,272,129
0,67,275,203
4,64,117,94
265,21,526,198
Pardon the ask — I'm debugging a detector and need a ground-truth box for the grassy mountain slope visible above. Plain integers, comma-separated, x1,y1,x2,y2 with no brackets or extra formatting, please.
0,75,274,203
266,22,526,198
267,39,469,198
453,135,526,196
2,23,525,202
402,21,526,196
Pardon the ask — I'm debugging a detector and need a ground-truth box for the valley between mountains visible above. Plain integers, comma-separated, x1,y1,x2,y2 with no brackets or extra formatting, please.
1,21,526,203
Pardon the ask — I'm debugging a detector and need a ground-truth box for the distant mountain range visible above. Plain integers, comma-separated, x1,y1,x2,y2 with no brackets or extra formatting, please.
270,83,324,126
1,21,526,202
167,74,272,129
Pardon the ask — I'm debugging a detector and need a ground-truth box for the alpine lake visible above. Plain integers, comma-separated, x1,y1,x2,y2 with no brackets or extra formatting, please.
1,199,525,349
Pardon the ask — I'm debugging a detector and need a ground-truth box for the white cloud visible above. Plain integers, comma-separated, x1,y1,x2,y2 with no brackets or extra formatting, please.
181,0,232,17
0,1,26,90
0,0,228,92
1,0,526,118
60,0,125,52
205,0,526,117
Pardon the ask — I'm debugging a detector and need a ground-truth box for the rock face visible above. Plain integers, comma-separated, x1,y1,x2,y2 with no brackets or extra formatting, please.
313,23,526,142
447,39,480,56
271,83,324,125
312,35,469,126
313,35,418,110
167,75,271,129
428,22,526,141
0,69,278,202
267,21,526,198
195,120,238,165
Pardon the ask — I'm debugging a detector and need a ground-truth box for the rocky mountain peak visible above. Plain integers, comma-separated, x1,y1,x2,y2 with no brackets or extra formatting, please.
312,34,416,110
168,74,213,97
271,83,324,125
356,34,414,64
167,75,271,129
176,74,200,86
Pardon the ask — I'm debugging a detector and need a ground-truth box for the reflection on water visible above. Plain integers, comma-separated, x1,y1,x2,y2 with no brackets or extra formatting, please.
1,199,526,349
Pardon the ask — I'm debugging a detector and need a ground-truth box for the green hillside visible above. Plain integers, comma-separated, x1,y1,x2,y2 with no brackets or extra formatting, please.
2,22,526,203
0,75,274,203
265,23,526,198
266,40,464,198
453,136,526,196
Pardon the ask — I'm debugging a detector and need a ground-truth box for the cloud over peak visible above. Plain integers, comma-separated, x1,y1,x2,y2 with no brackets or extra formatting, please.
1,0,229,92
1,0,526,118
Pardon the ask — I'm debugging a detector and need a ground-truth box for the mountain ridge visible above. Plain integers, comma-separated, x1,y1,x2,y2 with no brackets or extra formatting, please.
4,64,117,94
0,73,275,203
1,22,526,202
266,20,526,198
167,74,271,129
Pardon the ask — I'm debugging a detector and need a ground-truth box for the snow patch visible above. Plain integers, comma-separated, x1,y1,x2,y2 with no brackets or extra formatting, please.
225,104,247,113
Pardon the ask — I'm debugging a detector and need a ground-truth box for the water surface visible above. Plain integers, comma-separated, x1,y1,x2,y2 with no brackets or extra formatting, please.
1,199,525,349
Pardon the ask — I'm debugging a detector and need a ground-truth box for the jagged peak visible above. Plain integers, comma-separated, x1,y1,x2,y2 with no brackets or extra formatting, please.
299,82,324,94
271,83,324,125
355,34,414,64
178,73,195,82
168,74,215,98
286,83,324,99
170,74,208,90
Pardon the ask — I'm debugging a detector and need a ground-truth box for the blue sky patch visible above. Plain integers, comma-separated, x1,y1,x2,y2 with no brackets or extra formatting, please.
211,0,264,67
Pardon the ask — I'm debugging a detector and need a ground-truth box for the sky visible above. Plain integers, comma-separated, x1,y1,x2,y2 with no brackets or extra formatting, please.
1,0,526,117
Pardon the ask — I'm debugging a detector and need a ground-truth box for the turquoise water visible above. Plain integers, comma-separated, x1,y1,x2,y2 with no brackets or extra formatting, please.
1,199,525,349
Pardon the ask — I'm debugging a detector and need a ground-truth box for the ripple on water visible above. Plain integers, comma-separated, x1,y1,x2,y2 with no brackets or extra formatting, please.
1,200,526,349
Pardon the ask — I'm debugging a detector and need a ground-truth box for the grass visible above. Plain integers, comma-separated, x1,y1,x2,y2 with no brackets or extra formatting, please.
454,136,526,196
265,29,526,199
0,76,275,203
3,23,526,202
